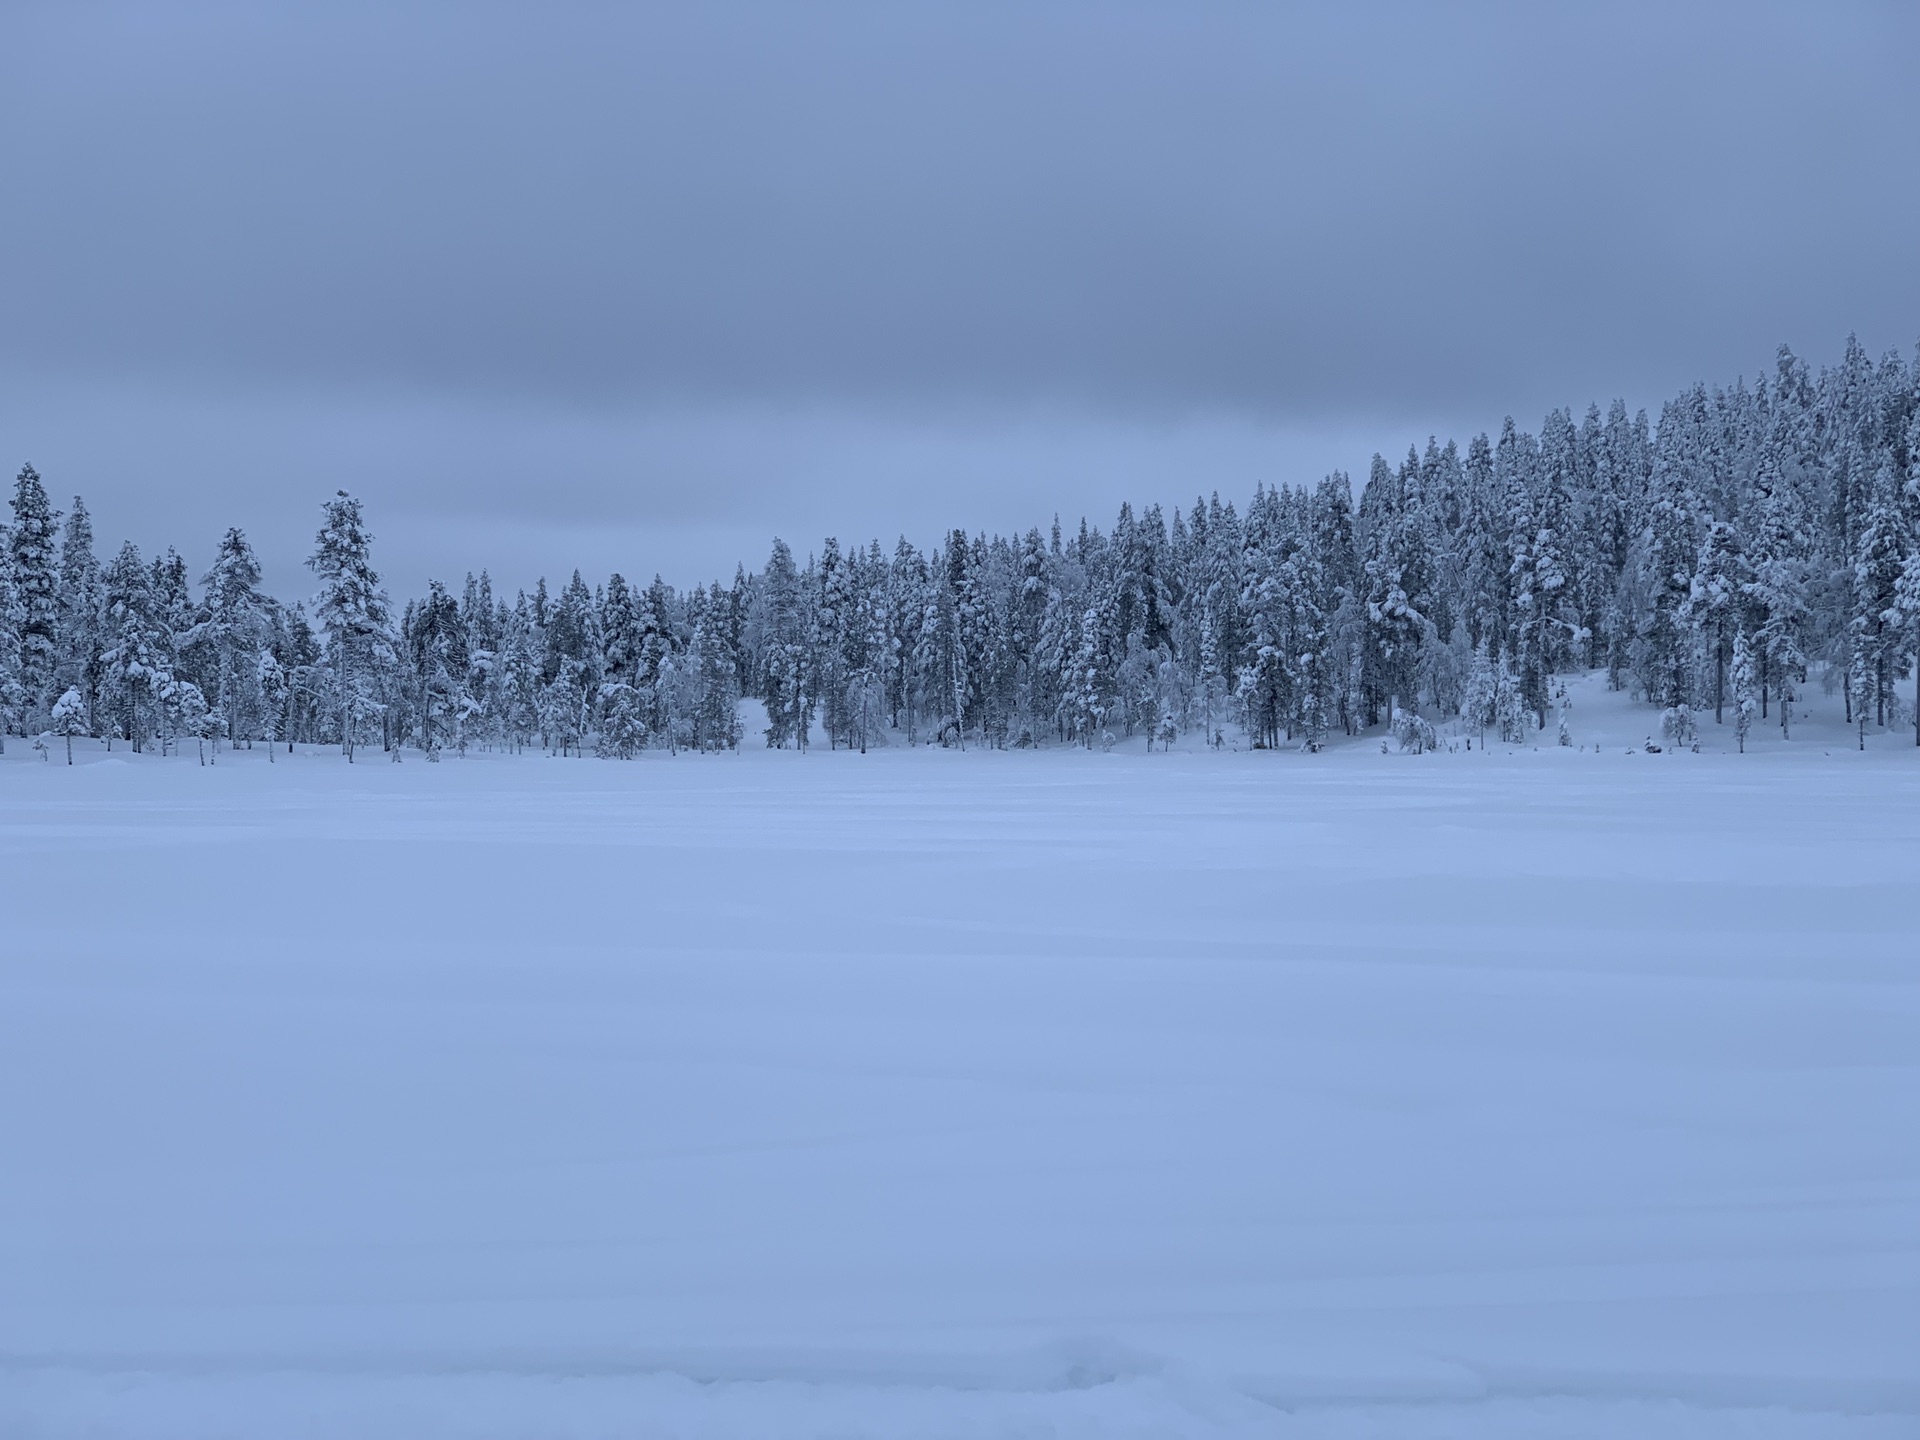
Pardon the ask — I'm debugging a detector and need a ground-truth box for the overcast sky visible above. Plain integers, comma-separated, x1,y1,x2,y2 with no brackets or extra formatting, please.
4,2,1917,598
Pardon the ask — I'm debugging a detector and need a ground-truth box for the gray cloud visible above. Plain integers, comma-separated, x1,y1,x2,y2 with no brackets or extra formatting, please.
3,1,1917,591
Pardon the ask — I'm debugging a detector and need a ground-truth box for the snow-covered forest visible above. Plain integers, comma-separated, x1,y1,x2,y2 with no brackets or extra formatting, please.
7,336,1920,762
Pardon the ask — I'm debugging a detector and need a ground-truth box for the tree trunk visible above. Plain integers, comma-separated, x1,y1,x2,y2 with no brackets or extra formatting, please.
1714,633,1725,724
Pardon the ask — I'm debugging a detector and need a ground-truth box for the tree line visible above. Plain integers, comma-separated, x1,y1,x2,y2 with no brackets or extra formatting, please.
3,334,1918,763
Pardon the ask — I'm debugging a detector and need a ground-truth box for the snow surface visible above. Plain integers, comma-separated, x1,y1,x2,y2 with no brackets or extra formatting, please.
2,674,1917,1438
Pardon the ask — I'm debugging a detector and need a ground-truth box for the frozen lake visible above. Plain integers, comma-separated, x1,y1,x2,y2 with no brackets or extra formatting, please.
3,682,1917,1438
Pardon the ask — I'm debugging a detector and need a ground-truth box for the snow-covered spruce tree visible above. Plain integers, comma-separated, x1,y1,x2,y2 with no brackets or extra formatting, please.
599,572,638,694
1361,451,1431,729
544,570,602,710
539,661,589,757
100,542,167,752
886,537,929,740
1306,472,1366,737
9,464,60,725
1005,528,1049,745
159,676,213,764
920,531,976,747
1593,401,1652,689
1180,498,1235,747
198,527,272,746
1058,597,1104,747
1635,414,1701,716
687,587,743,752
497,592,542,752
258,649,288,759
276,602,325,749
1684,519,1750,727
50,686,86,764
1236,486,1289,748
1494,646,1530,744
595,679,647,758
1744,417,1812,735
406,580,470,759
634,576,675,740
54,496,103,734
593,575,652,757
816,537,854,748
0,540,23,749
840,544,889,752
1454,431,1509,660
149,547,196,745
1510,413,1577,726
1891,411,1920,745
753,538,810,749
458,572,500,749
1730,628,1757,753
1461,639,1496,747
1850,450,1911,737
307,493,394,761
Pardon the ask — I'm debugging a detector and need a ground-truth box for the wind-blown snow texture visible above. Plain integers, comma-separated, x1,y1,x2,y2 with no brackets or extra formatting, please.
3,678,1916,1438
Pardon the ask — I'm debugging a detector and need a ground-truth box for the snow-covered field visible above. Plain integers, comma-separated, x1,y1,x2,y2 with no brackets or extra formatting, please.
3,675,1917,1439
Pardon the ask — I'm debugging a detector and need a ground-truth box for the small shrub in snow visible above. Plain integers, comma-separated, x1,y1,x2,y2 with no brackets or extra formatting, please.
1391,708,1436,754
